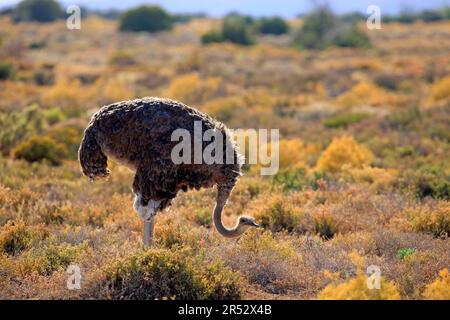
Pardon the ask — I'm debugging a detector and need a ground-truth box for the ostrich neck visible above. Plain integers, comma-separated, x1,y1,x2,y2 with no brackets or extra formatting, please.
213,184,245,238
213,203,246,238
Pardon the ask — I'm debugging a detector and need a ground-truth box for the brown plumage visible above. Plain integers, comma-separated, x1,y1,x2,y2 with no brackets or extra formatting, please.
78,97,259,242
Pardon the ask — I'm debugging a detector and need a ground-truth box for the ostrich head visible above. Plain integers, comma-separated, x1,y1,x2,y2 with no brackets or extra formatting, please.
213,184,260,238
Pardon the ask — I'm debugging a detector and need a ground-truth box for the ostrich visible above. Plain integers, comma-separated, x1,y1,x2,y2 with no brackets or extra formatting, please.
78,97,259,246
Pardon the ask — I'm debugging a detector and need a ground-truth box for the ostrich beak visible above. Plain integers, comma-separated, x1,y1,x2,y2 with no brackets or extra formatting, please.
251,221,261,228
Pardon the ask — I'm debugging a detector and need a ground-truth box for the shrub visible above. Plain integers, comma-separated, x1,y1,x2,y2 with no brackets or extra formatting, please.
12,135,68,165
109,50,138,66
334,24,371,48
403,204,450,238
165,73,222,105
0,104,46,155
401,167,450,200
193,208,212,227
316,136,374,173
294,6,337,50
119,5,172,33
20,239,90,275
397,248,416,260
103,248,242,300
273,168,308,192
431,76,450,101
294,6,371,50
222,14,254,45
42,107,65,125
225,230,305,294
13,0,63,23
313,212,338,240
0,61,16,81
323,112,369,128
420,10,446,22
33,70,55,86
317,273,401,300
201,31,224,44
203,14,254,46
347,166,398,192
423,268,450,300
256,17,289,35
253,195,302,233
0,219,45,255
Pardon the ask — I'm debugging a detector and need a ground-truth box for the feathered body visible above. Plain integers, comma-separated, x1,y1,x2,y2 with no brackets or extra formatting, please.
79,97,257,238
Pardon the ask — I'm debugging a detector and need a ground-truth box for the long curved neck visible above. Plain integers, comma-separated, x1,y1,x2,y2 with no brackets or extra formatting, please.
213,184,246,238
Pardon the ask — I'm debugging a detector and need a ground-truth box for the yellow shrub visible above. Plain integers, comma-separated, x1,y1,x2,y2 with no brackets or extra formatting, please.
319,249,401,300
347,166,398,191
337,82,406,108
431,76,450,101
277,139,318,170
318,273,401,300
45,78,85,108
316,136,374,173
423,268,450,300
403,203,450,238
165,73,223,105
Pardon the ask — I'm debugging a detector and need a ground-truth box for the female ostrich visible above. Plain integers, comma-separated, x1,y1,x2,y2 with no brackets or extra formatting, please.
78,97,259,246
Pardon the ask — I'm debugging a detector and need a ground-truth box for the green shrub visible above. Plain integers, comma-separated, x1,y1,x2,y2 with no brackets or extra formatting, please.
256,17,289,35
201,13,254,45
119,5,172,33
193,208,212,227
0,105,46,156
397,248,416,260
201,31,224,44
294,6,371,50
103,248,242,300
334,24,371,48
255,195,302,233
0,219,45,255
313,213,338,240
294,6,337,50
420,10,445,22
0,61,16,81
401,166,450,200
221,14,254,45
323,112,369,128
273,168,308,192
13,0,63,23
387,107,421,130
12,135,68,165
21,239,90,275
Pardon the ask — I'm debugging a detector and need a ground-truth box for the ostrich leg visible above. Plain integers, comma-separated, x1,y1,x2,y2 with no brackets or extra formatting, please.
143,217,155,247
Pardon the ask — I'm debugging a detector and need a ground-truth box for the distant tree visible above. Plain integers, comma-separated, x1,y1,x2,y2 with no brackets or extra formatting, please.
221,14,254,45
256,17,289,35
172,12,207,23
119,5,173,32
419,10,445,22
334,24,371,48
294,6,337,49
13,0,63,23
340,12,366,24
294,6,371,50
201,30,224,44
